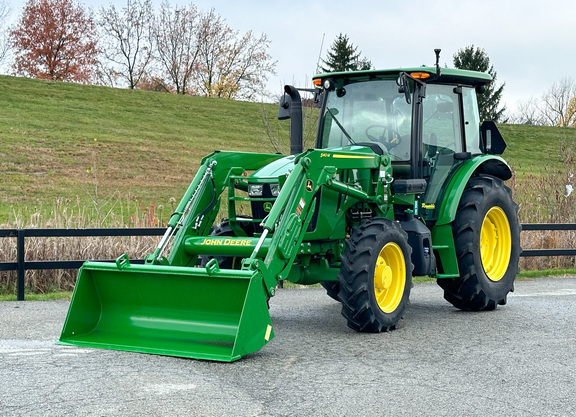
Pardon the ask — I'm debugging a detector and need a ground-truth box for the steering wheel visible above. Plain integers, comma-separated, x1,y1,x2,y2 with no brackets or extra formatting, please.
365,124,402,150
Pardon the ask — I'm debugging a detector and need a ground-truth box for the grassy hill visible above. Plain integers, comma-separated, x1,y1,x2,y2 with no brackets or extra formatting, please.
1,75,575,227
0,75,293,225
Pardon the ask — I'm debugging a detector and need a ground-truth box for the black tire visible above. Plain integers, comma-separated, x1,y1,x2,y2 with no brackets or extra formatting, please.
438,175,520,311
320,281,340,301
338,218,413,332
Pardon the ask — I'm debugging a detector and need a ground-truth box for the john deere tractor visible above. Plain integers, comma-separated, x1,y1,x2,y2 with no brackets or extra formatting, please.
60,52,521,361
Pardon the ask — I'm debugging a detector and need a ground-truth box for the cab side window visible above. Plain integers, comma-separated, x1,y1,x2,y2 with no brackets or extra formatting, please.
462,87,481,155
422,84,462,157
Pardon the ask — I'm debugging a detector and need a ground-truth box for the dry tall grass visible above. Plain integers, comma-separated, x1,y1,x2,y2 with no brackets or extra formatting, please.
512,141,576,270
0,198,162,294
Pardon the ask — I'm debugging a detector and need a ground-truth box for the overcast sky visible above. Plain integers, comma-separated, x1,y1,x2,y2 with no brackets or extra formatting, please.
5,0,575,114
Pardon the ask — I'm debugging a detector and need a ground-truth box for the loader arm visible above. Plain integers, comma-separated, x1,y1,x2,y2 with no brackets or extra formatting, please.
147,151,285,267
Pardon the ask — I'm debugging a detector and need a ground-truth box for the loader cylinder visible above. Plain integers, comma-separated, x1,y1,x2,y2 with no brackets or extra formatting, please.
326,178,371,202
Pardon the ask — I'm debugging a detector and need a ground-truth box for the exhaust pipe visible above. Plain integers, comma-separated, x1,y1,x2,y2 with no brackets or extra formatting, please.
278,85,303,155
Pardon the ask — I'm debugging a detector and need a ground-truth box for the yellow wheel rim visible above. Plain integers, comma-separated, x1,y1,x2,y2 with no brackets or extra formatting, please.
480,206,511,281
374,242,406,313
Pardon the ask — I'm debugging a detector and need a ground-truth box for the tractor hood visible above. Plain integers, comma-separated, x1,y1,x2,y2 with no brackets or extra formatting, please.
252,144,385,180
251,154,296,178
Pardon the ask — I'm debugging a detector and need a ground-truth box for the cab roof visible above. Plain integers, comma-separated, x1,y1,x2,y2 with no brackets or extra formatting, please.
313,67,492,87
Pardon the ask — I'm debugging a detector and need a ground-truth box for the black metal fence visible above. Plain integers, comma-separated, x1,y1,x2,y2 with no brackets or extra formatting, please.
1,224,575,301
519,223,576,257
0,228,164,301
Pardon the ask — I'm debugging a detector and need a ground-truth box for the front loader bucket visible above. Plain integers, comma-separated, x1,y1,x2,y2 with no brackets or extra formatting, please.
58,260,274,362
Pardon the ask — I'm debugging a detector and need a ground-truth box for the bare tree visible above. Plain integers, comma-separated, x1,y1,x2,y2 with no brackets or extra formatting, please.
153,0,199,94
0,0,11,66
567,97,576,128
195,9,275,100
541,77,576,127
98,0,154,89
512,97,546,126
194,10,228,97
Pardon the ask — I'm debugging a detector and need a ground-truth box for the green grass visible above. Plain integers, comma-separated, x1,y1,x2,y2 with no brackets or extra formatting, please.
517,268,576,279
0,75,289,224
0,291,72,301
2,74,575,225
499,124,576,181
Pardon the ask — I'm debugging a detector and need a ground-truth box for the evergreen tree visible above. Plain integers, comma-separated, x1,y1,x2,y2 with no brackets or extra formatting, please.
320,33,372,73
453,45,506,122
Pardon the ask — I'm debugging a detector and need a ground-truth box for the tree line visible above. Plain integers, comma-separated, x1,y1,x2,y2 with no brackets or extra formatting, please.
510,79,576,127
1,0,276,100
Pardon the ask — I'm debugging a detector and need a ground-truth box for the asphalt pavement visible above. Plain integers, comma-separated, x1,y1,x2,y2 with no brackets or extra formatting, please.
1,277,575,416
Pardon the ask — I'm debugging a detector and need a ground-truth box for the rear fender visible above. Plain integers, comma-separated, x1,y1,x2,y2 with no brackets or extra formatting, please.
435,155,512,226
431,155,512,279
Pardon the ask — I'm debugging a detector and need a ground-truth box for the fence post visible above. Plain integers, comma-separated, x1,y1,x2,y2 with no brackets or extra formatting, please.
17,229,25,301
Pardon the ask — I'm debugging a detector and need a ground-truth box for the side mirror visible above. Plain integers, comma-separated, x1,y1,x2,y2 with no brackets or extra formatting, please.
397,73,411,104
278,94,292,120
480,120,506,155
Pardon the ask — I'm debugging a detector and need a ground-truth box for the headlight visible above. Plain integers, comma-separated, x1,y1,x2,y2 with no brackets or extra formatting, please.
248,184,263,197
270,183,280,197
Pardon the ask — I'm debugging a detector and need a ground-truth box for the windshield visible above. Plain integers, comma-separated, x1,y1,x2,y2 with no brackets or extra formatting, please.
319,78,413,161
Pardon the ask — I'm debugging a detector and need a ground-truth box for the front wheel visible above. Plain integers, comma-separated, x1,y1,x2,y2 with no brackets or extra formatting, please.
438,175,520,311
320,281,340,301
338,218,413,332
199,218,254,269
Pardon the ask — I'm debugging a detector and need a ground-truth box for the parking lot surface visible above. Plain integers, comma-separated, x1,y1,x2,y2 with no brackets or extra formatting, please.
1,277,575,416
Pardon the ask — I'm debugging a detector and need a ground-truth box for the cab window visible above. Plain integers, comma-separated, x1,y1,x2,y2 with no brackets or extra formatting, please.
422,84,462,157
462,87,481,154
320,79,413,161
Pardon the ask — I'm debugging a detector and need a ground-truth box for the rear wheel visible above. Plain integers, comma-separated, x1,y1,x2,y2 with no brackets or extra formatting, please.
438,175,520,310
338,218,413,332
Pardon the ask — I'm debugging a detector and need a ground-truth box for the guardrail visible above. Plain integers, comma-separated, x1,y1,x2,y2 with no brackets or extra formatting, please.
1,224,575,301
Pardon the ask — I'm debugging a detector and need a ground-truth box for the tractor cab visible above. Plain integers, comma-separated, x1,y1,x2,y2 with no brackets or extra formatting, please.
313,66,508,224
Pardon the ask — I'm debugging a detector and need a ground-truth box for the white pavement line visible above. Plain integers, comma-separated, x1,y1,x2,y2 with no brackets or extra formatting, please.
511,289,576,297
143,383,198,395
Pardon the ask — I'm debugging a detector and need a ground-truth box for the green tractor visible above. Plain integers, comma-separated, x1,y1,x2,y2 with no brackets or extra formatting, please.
59,52,521,361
